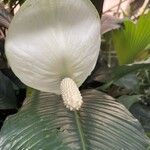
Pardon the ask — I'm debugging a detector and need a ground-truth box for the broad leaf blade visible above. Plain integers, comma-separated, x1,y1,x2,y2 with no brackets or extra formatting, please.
0,90,149,149
111,63,150,81
94,63,150,90
113,12,150,65
114,74,139,91
117,95,141,109
130,102,150,135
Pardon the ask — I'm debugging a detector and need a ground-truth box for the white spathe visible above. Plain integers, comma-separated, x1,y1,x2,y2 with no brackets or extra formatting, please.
5,0,101,94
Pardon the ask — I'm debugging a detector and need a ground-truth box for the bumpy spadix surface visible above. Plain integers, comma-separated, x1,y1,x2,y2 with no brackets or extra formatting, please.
60,78,83,110
6,0,101,94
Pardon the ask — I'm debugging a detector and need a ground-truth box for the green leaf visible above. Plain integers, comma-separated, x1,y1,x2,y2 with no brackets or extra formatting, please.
0,39,8,69
0,71,17,110
147,132,150,138
114,74,139,91
130,102,150,136
113,12,150,64
0,90,149,149
111,63,150,81
117,95,141,109
98,63,150,90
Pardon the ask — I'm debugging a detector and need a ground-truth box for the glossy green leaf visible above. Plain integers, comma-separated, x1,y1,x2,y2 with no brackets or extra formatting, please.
0,71,17,110
98,63,150,90
0,90,149,149
130,102,150,136
113,12,150,64
111,63,150,81
117,95,141,109
114,74,139,91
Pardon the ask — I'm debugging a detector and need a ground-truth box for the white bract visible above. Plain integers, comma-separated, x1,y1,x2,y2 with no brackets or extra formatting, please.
5,0,101,110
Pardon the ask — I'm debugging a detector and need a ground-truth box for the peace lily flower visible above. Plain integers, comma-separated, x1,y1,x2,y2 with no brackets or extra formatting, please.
5,0,101,110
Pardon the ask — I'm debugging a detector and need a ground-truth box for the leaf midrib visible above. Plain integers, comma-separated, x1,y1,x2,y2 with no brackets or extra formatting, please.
74,111,87,150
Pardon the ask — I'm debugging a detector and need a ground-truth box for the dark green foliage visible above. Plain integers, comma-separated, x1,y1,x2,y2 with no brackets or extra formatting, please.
0,71,17,110
130,102,150,138
0,90,149,149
